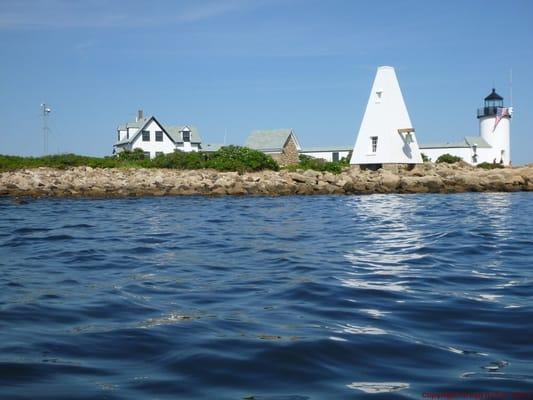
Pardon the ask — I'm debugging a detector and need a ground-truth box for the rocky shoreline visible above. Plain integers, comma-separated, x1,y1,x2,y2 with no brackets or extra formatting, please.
1,163,532,198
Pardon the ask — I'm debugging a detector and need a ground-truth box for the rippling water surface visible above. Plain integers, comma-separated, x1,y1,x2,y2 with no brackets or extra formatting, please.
1,193,532,399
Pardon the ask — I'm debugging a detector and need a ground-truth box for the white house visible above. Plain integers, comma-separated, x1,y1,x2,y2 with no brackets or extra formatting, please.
300,146,352,162
419,89,512,165
113,110,202,159
351,66,423,166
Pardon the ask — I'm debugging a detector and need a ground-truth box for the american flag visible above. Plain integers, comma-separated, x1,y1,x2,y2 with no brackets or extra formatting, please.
494,107,509,130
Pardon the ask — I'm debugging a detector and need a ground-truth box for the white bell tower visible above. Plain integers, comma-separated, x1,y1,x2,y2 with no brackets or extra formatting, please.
477,88,512,165
350,66,422,165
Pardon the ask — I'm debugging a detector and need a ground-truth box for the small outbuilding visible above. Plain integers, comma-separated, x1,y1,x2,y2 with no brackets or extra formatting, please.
299,146,352,162
245,129,302,166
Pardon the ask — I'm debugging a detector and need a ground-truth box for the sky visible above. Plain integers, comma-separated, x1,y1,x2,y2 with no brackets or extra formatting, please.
1,0,532,164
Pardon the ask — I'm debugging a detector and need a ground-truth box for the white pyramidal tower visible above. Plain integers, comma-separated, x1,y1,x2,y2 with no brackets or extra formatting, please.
351,66,422,165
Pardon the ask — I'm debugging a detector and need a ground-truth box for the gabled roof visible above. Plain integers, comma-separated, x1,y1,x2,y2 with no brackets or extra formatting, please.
166,125,202,143
118,119,147,131
114,118,201,146
245,129,301,152
114,116,173,146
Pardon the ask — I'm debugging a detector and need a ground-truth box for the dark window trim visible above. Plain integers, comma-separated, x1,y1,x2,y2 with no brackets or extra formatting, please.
142,130,150,141
155,131,163,142
371,136,378,153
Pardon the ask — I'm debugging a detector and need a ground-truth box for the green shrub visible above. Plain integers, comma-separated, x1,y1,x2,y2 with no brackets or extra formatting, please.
436,153,462,164
206,146,279,172
0,147,280,173
0,153,125,171
421,153,430,162
151,150,207,169
477,162,504,170
118,148,146,161
287,154,348,174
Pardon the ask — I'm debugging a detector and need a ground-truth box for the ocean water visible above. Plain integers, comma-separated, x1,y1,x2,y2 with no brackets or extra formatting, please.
0,193,532,400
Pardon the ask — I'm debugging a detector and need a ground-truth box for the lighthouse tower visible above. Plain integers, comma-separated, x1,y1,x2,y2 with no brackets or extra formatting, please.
477,88,512,165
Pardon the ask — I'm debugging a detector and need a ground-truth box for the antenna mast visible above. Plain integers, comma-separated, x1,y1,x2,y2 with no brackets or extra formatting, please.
509,68,513,108
41,103,52,155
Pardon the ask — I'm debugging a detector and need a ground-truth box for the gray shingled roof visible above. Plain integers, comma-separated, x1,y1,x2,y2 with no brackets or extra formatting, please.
420,136,492,149
245,129,300,152
117,119,147,131
464,136,491,148
166,126,202,143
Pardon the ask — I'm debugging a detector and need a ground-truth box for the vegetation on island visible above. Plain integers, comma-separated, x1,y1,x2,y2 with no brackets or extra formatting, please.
477,162,504,170
284,154,351,174
436,153,463,164
0,146,279,173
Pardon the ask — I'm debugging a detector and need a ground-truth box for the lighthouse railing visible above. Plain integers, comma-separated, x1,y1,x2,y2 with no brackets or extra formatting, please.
477,106,499,118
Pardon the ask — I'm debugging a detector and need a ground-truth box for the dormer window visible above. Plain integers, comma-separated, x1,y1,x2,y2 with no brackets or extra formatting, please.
182,131,190,142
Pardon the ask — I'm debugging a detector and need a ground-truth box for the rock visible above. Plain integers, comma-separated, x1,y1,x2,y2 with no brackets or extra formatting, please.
380,171,401,190
0,164,532,198
289,172,315,185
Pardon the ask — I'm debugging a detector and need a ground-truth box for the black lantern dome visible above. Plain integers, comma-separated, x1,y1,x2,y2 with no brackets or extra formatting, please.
484,88,503,107
477,88,506,118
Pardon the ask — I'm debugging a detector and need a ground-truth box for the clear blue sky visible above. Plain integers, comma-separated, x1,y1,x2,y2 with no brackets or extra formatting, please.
1,0,532,164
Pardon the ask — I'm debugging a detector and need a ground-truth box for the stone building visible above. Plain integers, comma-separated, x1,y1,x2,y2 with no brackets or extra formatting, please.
245,129,301,166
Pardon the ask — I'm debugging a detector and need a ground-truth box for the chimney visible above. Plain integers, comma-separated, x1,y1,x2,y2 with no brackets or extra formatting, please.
136,109,144,122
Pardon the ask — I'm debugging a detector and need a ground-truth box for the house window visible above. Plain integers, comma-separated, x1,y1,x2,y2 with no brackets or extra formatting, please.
155,131,163,142
142,130,150,141
332,152,339,162
155,151,163,157
117,132,120,141
143,151,151,159
182,131,190,142
371,136,378,153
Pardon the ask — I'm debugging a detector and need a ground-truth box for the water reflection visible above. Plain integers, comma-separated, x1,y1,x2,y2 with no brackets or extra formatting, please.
340,195,428,293
469,193,513,241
